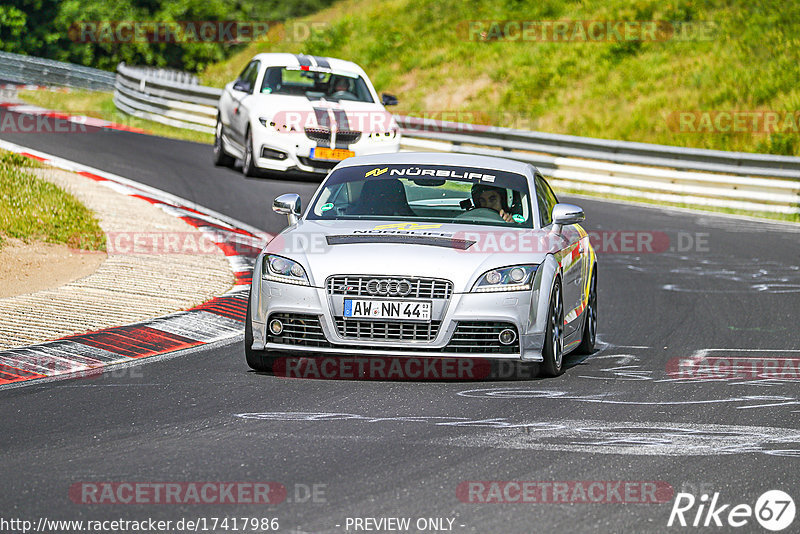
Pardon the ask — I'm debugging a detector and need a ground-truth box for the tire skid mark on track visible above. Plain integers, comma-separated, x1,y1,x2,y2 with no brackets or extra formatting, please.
574,346,800,386
0,141,271,388
233,411,800,457
438,420,800,457
457,387,800,410
607,253,800,293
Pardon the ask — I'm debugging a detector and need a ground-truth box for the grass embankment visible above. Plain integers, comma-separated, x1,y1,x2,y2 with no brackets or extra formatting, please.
201,0,800,157
0,151,106,250
17,89,213,145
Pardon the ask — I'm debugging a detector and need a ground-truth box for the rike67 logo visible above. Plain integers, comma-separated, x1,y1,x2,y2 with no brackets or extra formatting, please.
668,490,795,531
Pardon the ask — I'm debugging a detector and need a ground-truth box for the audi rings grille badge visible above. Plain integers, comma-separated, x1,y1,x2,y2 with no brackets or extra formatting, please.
366,278,413,297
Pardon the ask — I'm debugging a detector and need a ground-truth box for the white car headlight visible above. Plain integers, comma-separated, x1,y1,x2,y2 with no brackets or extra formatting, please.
368,128,398,139
259,118,298,132
472,265,537,292
262,254,310,286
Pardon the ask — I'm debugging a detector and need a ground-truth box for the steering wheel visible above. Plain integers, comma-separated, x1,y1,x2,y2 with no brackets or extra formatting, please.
454,207,505,222
331,90,356,100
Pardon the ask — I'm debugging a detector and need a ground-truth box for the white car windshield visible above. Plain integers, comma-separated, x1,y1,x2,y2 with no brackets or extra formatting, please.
260,67,375,103
307,164,534,228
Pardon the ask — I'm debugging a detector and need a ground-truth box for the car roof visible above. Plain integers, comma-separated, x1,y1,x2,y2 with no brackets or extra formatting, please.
250,53,367,76
335,152,538,177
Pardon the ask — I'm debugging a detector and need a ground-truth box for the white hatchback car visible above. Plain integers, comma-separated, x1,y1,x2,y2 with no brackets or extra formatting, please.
214,53,401,175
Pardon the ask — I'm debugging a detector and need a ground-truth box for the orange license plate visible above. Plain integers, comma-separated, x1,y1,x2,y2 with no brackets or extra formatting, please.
312,147,354,161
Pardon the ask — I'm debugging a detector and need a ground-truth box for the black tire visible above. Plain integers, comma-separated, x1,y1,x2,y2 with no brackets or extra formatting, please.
213,118,235,167
244,295,276,372
574,266,597,355
539,278,565,377
242,128,261,177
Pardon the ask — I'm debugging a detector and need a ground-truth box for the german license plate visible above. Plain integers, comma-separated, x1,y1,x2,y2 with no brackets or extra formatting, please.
311,147,354,160
343,299,432,322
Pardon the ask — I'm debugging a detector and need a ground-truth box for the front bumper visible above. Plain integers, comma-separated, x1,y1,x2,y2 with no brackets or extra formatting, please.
250,279,546,361
251,129,401,174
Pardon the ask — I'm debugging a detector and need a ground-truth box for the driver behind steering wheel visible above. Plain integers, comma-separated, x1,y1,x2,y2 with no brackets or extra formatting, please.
330,77,353,97
471,183,514,223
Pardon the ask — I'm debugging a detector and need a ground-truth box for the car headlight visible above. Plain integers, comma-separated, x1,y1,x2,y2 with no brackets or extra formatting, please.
259,118,297,132
472,264,537,292
262,254,310,286
368,128,398,139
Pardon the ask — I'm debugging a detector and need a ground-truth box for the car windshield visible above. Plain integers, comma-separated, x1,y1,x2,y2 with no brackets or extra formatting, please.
260,66,375,103
307,164,535,228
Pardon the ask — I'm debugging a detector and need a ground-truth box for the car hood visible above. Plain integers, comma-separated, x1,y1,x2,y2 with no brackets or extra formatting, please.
248,94,394,133
264,220,559,291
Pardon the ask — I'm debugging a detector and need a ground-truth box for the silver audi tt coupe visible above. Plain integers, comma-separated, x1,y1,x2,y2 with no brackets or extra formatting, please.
245,152,597,377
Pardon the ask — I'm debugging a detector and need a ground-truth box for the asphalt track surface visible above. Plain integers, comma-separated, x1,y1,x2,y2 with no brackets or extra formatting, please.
2,111,799,533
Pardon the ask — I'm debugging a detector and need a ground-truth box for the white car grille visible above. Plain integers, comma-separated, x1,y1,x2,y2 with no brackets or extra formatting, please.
304,128,362,145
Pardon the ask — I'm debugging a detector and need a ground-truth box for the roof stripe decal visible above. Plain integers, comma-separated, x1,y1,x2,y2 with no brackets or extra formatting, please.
313,56,330,69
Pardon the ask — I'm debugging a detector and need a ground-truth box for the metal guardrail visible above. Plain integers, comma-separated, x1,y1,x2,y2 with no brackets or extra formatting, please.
114,63,222,133
114,63,220,133
399,131,800,215
111,63,799,216
121,66,200,85
0,51,115,91
397,118,800,215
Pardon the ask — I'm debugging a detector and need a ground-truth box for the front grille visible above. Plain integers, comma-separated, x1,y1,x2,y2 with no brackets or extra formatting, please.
327,276,453,299
265,315,519,356
335,130,362,144
446,322,520,354
267,313,328,347
304,127,330,144
335,318,441,342
304,128,362,147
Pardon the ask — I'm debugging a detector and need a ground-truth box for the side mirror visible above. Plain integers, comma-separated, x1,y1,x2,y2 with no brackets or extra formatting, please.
381,93,399,106
233,80,251,93
273,193,302,225
551,203,585,234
